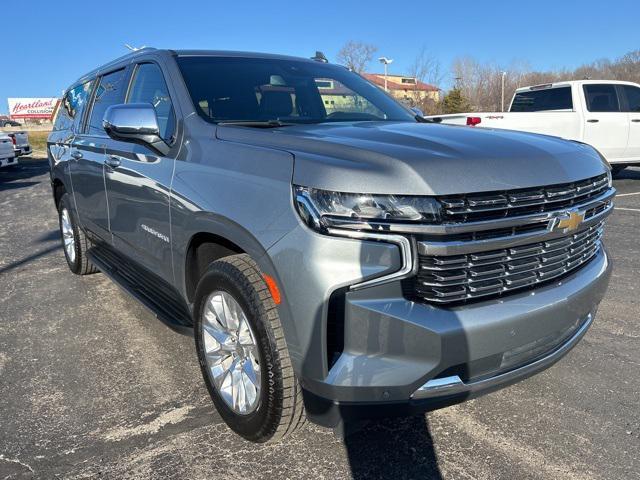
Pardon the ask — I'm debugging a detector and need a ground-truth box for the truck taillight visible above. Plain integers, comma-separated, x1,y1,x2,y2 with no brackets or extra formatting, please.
10,135,16,145
466,117,481,127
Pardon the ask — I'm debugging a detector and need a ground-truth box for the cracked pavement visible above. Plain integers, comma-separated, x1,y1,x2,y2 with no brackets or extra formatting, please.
0,157,638,479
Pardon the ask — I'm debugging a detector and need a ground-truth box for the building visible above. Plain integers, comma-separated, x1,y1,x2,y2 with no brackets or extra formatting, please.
361,73,440,105
315,79,374,114
314,74,440,117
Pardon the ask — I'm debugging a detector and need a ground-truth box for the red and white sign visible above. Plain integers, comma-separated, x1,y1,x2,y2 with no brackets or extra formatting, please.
8,98,59,119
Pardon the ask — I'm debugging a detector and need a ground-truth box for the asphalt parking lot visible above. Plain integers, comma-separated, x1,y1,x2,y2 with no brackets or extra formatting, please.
1,156,639,480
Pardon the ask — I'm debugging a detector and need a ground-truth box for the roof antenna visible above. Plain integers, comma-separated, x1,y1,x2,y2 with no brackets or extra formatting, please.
311,51,328,63
124,43,147,52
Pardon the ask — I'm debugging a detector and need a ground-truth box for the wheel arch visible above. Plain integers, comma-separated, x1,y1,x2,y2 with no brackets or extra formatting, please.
184,232,245,303
178,215,278,303
52,178,67,209
175,213,300,375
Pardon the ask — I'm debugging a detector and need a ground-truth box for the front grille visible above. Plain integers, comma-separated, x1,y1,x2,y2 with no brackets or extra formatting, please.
439,174,609,223
414,221,604,304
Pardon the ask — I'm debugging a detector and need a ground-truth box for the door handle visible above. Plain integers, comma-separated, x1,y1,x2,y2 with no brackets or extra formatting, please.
70,150,83,159
632,119,640,123
104,155,121,169
587,119,599,123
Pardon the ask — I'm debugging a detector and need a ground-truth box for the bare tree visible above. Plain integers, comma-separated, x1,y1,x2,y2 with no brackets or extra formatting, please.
336,41,377,73
447,48,640,113
452,56,570,111
409,47,444,87
406,47,445,114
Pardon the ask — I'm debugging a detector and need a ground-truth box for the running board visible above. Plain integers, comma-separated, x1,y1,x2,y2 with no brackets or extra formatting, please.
88,244,194,336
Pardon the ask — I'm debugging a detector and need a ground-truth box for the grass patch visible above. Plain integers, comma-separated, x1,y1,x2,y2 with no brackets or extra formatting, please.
27,130,51,153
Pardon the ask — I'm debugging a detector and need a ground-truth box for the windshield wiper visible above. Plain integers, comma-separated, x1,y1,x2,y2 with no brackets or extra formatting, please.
217,120,296,128
415,114,439,123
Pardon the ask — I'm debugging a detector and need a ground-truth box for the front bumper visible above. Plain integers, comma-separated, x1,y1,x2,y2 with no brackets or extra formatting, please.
268,222,612,427
412,310,593,400
303,313,596,428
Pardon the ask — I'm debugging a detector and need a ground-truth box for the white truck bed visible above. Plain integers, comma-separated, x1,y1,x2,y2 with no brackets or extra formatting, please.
426,80,640,169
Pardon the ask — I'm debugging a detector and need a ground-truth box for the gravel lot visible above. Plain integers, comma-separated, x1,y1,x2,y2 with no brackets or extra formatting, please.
1,157,639,480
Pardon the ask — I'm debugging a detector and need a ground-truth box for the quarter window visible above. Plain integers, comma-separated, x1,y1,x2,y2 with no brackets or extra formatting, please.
622,85,640,112
87,68,128,135
54,80,94,132
583,84,620,112
127,63,176,142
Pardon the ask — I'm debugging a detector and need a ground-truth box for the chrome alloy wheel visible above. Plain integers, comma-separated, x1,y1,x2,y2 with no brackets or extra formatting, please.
61,208,76,264
201,291,261,415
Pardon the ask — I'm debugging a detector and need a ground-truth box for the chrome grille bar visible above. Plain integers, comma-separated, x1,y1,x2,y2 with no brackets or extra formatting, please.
417,200,612,256
325,186,614,236
414,222,604,304
440,174,610,220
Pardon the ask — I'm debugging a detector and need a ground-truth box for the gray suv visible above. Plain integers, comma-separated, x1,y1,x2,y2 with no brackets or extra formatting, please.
48,48,614,443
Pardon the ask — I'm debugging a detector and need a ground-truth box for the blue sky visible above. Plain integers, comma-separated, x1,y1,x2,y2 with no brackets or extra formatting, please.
1,0,638,113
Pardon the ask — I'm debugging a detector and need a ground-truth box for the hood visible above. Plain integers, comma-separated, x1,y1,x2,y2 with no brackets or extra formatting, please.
216,121,609,195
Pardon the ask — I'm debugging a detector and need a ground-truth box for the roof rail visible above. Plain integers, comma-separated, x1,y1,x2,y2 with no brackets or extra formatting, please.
70,47,158,89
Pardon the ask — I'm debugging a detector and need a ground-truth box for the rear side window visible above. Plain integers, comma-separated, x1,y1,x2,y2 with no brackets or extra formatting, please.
127,63,176,142
53,80,94,132
87,68,128,135
583,84,620,112
622,85,640,112
510,87,573,112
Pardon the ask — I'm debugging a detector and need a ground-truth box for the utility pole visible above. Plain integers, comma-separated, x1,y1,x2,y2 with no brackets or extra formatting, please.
378,57,394,92
501,71,507,112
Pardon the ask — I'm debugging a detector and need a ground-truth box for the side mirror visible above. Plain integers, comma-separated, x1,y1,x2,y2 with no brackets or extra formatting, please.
103,103,169,155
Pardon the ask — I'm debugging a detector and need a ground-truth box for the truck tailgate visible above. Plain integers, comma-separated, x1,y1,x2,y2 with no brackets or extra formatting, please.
12,131,29,147
0,136,15,159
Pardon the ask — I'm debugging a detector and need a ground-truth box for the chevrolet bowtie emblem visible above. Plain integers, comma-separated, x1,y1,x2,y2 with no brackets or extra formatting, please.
555,210,585,232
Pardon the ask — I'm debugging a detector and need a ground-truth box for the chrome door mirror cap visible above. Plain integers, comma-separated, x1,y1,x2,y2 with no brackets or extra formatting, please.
103,103,169,155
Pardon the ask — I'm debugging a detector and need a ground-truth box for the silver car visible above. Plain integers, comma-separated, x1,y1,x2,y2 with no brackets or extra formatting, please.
48,48,613,443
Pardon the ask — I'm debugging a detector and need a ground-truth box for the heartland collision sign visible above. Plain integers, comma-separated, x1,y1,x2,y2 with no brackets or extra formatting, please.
8,98,60,119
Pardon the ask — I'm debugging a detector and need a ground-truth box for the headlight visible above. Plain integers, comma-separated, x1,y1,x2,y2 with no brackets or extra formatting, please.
294,186,442,232
606,168,613,188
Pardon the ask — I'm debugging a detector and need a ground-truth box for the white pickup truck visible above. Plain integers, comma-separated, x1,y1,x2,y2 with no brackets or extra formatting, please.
0,133,17,168
5,131,32,157
426,80,640,174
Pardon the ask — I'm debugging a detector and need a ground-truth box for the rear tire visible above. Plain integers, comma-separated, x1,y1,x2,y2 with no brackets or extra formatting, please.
58,193,98,275
611,165,626,177
194,253,306,443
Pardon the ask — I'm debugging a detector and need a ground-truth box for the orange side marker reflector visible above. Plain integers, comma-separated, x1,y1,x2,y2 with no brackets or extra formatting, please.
263,273,281,305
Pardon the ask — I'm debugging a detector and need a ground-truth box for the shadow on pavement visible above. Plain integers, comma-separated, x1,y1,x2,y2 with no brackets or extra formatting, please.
0,157,49,192
35,229,61,243
344,416,443,480
614,166,640,180
0,244,60,275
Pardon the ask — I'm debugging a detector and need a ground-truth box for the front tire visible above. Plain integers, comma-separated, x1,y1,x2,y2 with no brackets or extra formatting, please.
194,254,306,443
58,193,98,275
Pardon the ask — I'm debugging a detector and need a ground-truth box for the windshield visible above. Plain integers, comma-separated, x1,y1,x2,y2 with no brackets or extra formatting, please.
176,55,416,124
